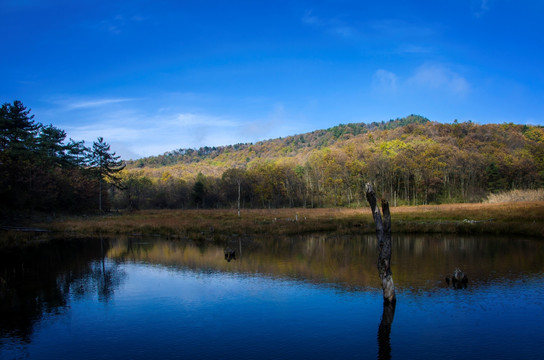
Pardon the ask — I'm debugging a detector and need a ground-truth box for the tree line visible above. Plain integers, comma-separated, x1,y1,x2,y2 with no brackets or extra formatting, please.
2,100,543,214
116,119,544,210
133,115,430,168
0,101,125,215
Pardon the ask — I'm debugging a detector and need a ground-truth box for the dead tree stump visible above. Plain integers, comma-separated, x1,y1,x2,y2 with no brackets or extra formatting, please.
445,268,469,289
366,183,396,304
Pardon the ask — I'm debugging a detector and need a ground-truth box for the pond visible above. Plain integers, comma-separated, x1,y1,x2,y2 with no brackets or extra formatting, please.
1,233,543,359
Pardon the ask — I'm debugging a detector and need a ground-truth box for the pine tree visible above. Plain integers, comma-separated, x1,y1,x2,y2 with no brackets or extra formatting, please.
90,137,126,212
0,100,40,155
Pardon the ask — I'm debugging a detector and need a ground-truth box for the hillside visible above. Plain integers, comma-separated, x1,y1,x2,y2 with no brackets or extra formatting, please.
127,115,430,176
116,115,544,210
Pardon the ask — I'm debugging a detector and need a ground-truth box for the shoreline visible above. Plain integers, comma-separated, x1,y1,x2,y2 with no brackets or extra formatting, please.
0,202,539,243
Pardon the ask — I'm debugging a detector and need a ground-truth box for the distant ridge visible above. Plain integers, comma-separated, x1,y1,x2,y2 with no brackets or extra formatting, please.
128,114,430,168
118,115,543,208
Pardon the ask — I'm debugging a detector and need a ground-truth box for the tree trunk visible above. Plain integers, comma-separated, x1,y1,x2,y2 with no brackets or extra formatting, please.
366,183,396,304
98,178,103,212
237,180,241,217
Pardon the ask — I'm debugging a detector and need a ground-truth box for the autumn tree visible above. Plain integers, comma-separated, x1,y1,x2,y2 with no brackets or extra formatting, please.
113,117,544,210
222,168,247,216
154,172,190,209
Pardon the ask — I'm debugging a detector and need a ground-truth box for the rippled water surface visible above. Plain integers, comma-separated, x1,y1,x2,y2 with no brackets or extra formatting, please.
1,234,543,359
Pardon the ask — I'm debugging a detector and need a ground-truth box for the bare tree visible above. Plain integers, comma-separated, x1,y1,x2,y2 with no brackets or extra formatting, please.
366,183,396,304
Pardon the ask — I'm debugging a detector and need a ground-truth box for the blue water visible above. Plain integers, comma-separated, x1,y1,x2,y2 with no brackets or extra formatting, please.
1,235,543,360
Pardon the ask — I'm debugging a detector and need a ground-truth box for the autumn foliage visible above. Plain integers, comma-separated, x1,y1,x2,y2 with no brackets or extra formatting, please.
3,102,543,215
118,116,544,209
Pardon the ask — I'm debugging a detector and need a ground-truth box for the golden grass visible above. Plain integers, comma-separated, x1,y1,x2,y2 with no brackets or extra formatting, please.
34,201,544,239
486,189,544,203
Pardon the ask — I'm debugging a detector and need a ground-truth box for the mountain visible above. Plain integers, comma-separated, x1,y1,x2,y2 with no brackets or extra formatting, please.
117,115,544,209
127,115,430,175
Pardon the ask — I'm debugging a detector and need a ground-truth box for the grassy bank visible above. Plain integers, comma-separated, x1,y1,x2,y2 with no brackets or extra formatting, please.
22,201,544,239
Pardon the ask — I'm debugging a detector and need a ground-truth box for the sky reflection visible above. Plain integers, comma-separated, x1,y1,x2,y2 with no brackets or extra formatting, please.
1,234,543,359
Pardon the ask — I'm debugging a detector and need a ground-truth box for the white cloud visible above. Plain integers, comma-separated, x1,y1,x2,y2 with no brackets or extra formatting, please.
408,64,470,95
373,69,398,92
44,93,302,159
67,125,142,143
60,109,286,159
65,98,137,110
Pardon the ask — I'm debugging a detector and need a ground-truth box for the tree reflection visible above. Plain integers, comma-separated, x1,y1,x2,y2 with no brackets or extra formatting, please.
96,237,126,302
377,301,396,360
106,234,544,292
0,238,126,343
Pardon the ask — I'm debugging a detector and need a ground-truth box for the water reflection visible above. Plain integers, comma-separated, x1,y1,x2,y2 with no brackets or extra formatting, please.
106,234,544,291
378,302,396,360
0,238,126,343
1,233,543,359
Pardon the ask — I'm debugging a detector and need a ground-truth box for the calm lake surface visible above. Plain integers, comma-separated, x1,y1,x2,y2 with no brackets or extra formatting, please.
1,233,543,360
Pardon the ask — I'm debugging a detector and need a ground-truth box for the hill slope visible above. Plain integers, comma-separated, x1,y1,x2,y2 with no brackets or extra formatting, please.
117,115,544,209
127,115,430,175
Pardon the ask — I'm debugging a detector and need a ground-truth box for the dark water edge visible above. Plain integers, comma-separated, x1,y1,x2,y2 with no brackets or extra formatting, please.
1,234,543,360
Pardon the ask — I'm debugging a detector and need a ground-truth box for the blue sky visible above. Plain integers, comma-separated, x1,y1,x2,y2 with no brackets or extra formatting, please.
2,0,543,159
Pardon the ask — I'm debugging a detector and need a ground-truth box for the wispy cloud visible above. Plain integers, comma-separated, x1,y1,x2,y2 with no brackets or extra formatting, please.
43,91,303,159
64,124,143,143
97,13,147,35
3,0,51,11
408,64,470,95
301,10,320,26
367,19,436,39
330,26,355,38
172,113,239,127
301,10,357,38
471,0,491,17
373,69,398,93
396,44,433,55
241,103,287,138
57,103,296,159
64,98,137,110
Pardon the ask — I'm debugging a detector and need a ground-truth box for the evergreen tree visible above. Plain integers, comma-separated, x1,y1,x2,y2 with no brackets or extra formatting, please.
0,101,41,211
192,172,206,208
90,137,126,212
0,100,40,154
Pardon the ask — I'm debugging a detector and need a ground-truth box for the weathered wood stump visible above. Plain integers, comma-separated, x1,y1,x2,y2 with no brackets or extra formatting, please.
445,268,468,289
224,248,236,262
366,183,396,304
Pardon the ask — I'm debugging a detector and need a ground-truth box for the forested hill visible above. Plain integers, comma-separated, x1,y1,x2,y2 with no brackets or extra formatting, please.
118,115,544,209
129,115,430,169
3,100,542,214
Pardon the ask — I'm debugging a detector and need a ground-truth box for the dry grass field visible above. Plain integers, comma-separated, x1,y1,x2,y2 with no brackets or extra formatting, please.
486,189,544,203
31,200,544,239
